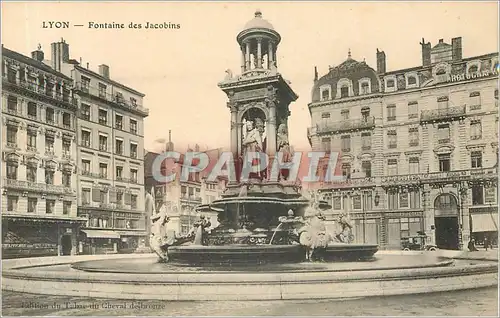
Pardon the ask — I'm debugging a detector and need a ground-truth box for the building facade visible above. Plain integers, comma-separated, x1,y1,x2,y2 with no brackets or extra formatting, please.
51,39,149,254
1,45,85,258
308,37,498,250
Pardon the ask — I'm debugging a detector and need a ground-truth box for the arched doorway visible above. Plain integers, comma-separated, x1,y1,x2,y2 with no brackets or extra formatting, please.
61,235,72,256
434,193,460,250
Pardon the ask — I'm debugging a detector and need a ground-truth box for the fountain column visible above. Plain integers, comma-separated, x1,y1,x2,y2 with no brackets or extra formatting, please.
229,102,238,158
266,97,277,158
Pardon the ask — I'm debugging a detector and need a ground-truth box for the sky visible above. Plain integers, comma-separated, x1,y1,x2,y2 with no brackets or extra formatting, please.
2,1,498,153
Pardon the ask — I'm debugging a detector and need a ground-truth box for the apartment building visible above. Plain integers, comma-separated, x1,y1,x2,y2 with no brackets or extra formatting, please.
51,39,150,254
308,37,498,250
1,44,85,258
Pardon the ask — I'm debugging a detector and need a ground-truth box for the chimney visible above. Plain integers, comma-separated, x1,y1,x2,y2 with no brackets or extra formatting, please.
31,44,44,62
314,66,318,82
376,48,386,74
420,38,431,67
165,130,174,151
51,38,70,72
98,64,110,79
451,37,462,61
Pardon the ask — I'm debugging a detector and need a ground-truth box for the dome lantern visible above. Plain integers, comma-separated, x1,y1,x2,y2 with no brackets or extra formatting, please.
236,10,282,74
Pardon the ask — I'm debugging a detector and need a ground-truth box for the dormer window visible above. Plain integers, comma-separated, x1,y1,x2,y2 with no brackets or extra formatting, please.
319,85,331,101
340,86,349,98
321,112,330,119
436,68,446,75
407,76,417,85
358,78,371,95
386,79,395,88
468,65,479,74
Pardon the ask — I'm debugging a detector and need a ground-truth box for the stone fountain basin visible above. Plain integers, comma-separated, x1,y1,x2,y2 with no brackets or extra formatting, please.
167,243,379,265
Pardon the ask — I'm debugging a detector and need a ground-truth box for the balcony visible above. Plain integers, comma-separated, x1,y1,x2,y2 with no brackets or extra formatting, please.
3,178,75,195
2,75,77,108
420,105,466,124
74,82,149,116
316,116,375,134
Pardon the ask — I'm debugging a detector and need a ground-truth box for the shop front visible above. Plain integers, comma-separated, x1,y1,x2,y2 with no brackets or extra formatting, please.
470,207,498,248
384,211,425,250
117,230,148,253
79,229,120,255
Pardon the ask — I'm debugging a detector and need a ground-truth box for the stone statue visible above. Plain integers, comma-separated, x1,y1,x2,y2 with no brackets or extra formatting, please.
277,124,292,180
299,203,329,261
150,203,171,261
335,212,354,244
242,120,263,155
225,69,233,80
192,215,212,246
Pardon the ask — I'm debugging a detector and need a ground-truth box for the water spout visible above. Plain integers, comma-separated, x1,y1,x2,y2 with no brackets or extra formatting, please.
269,222,284,245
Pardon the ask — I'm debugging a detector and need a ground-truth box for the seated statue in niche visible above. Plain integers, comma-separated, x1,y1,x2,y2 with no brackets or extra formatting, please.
277,124,292,180
242,120,264,179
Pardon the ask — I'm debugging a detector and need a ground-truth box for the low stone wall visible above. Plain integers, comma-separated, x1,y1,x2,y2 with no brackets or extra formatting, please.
2,251,498,301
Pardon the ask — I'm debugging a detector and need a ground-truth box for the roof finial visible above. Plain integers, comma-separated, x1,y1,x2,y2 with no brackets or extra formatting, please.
255,9,262,18
37,43,41,51
348,48,351,59
169,130,172,143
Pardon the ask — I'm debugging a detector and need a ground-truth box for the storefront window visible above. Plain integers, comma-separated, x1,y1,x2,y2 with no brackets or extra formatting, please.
485,187,497,203
332,197,342,210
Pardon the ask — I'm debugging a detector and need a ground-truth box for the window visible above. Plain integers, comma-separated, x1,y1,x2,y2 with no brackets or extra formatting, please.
470,120,482,140
98,109,108,125
387,104,396,121
485,187,497,204
99,135,108,151
7,196,18,212
7,69,16,83
130,169,138,183
46,107,54,124
361,161,371,178
438,154,451,172
321,89,330,101
6,163,17,180
471,151,482,168
130,119,137,134
82,160,91,175
130,143,138,158
361,82,369,95
116,166,123,180
46,199,55,214
62,113,71,129
63,201,71,215
45,135,55,154
27,166,37,182
27,132,37,150
409,190,421,209
437,96,449,109
62,140,71,156
409,127,419,146
437,124,450,143
407,76,417,85
399,191,409,208
469,92,481,110
27,102,37,119
98,83,107,98
115,115,123,129
387,130,397,149
27,198,37,213
472,185,484,205
81,104,91,121
409,157,420,174
387,159,398,176
386,79,395,88
45,170,54,185
341,163,351,179
62,172,71,187
115,139,124,155
116,191,123,205
352,195,362,210
341,109,350,120
408,101,418,119
81,130,91,147
321,137,331,152
7,96,17,113
82,188,91,205
321,112,330,119
387,191,398,210
341,135,351,152
468,65,478,74
99,163,108,178
332,197,342,210
7,127,17,146
131,195,138,209
100,190,107,204
361,132,371,150
81,76,90,92
340,86,349,98
115,92,124,103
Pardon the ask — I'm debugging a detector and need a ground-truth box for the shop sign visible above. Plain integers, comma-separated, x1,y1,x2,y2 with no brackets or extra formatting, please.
449,69,499,83
2,243,57,248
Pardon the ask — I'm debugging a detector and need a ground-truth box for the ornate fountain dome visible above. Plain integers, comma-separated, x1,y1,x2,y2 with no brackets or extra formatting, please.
311,51,380,102
237,10,281,45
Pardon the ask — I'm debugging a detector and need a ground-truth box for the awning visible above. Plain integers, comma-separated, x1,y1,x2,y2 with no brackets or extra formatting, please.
116,231,148,237
471,213,498,233
81,230,120,239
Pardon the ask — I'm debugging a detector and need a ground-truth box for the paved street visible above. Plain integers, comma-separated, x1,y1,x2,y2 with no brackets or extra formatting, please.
2,287,497,316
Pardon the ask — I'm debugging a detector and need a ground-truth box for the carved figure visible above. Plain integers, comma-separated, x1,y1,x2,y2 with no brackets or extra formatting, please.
224,69,233,80
192,215,212,246
299,204,329,261
150,203,171,261
242,120,263,155
335,213,354,243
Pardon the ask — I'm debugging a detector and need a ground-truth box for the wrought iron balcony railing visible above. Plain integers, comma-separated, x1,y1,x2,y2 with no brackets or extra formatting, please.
3,178,75,195
2,75,76,106
74,82,149,116
420,105,466,123
316,116,375,134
